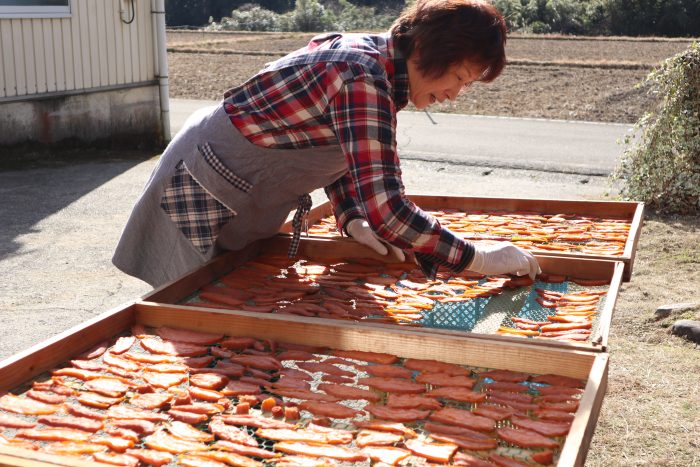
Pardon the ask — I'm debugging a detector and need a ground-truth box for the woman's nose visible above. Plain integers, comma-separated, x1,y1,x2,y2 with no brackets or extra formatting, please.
447,82,463,101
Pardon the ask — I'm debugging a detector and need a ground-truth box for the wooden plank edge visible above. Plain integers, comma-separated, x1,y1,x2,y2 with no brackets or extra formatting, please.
0,445,114,467
134,301,597,379
406,194,642,217
557,353,609,467
0,302,136,392
622,202,645,281
594,262,625,351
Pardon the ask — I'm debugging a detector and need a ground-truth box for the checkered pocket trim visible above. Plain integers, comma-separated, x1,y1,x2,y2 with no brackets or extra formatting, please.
160,161,236,255
199,142,252,193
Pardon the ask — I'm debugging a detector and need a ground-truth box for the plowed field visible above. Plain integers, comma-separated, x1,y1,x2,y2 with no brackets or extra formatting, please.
167,31,694,123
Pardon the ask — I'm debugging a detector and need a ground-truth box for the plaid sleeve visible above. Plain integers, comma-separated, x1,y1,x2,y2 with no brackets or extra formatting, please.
327,75,475,275
323,173,364,236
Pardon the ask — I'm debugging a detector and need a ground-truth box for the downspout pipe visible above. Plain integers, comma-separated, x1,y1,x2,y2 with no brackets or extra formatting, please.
153,0,171,143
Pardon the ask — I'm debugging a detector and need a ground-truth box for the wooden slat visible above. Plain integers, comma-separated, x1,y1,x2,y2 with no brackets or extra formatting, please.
622,202,645,280
112,0,125,85
62,17,74,90
594,262,624,350
127,1,138,82
77,0,91,89
558,353,609,466
135,302,597,379
104,0,116,86
0,21,16,97
136,0,148,81
0,303,135,393
32,21,49,93
43,19,56,93
84,0,98,87
68,0,83,90
95,0,108,86
10,20,26,96
52,19,65,92
20,19,34,95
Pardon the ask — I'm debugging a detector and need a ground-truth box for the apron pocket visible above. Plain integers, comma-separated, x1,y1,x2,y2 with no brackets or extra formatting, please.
198,142,252,193
160,160,237,255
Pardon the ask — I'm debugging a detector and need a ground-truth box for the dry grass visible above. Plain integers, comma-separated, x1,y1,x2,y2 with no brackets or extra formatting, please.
586,215,700,467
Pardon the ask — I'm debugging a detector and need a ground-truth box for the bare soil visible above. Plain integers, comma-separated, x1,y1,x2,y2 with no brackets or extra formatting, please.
166,31,695,123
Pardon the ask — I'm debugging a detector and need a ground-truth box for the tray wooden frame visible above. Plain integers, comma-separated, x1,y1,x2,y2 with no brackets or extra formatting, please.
0,302,608,467
144,236,625,353
279,195,644,281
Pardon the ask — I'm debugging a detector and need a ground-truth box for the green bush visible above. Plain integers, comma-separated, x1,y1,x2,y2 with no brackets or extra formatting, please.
613,43,700,215
209,4,281,31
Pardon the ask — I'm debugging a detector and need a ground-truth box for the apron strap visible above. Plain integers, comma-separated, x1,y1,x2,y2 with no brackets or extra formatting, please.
288,194,313,258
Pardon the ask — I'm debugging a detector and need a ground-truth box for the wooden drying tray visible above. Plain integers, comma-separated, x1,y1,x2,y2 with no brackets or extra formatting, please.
0,301,608,467
279,194,644,281
143,235,624,353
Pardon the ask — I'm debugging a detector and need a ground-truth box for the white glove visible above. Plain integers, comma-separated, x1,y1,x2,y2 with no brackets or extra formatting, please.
468,242,541,279
346,219,406,262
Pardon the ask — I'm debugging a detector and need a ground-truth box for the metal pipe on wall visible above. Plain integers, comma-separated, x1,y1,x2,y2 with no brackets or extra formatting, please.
152,0,171,143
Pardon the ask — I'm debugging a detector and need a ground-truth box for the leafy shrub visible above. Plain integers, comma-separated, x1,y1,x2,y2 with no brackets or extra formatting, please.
209,4,281,31
613,43,700,215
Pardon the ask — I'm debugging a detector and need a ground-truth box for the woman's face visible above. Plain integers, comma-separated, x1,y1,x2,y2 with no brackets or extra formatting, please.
407,55,484,110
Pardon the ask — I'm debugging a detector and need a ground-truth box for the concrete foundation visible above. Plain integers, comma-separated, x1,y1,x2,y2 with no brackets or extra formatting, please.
0,84,165,155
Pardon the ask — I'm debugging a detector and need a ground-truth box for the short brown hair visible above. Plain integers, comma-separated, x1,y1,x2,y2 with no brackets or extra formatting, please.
391,0,507,82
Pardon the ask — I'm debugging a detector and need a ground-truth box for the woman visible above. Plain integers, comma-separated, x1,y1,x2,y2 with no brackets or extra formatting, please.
113,0,539,287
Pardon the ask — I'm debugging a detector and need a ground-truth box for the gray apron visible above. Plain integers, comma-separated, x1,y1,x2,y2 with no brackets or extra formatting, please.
114,41,389,287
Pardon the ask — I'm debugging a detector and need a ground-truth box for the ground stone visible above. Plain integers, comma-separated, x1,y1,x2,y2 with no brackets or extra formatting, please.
670,320,700,344
654,302,699,320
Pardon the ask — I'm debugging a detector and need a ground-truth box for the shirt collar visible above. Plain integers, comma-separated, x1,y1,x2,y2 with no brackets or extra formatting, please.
382,33,409,111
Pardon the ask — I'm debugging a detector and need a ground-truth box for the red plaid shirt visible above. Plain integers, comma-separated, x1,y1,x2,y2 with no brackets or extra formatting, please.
223,33,474,276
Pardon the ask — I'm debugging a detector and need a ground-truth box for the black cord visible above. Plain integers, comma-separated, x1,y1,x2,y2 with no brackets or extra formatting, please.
122,0,135,24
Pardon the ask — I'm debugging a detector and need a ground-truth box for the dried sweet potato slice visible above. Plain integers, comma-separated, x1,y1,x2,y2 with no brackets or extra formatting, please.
425,386,487,403
129,392,173,410
190,373,230,390
415,372,476,388
510,415,570,437
37,415,103,432
360,364,413,379
299,401,362,419
316,383,381,402
404,438,458,463
144,430,210,453
429,407,495,432
429,432,498,451
361,446,411,465
364,405,430,422
274,441,368,462
355,429,403,448
92,452,140,467
497,426,560,448
357,377,425,394
0,412,36,428
155,326,223,345
125,449,174,466
141,337,209,357
386,394,442,410
209,416,259,446
213,440,280,459
0,394,59,415
166,421,215,442
16,427,91,442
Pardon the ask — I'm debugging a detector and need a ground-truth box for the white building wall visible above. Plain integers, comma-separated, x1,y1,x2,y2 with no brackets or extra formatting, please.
0,0,156,100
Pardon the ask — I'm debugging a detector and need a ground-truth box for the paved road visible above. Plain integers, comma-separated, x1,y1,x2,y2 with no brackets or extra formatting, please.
171,98,633,176
0,101,624,360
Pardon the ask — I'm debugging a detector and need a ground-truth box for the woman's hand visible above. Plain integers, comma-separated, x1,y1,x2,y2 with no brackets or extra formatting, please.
346,219,405,262
468,242,540,279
